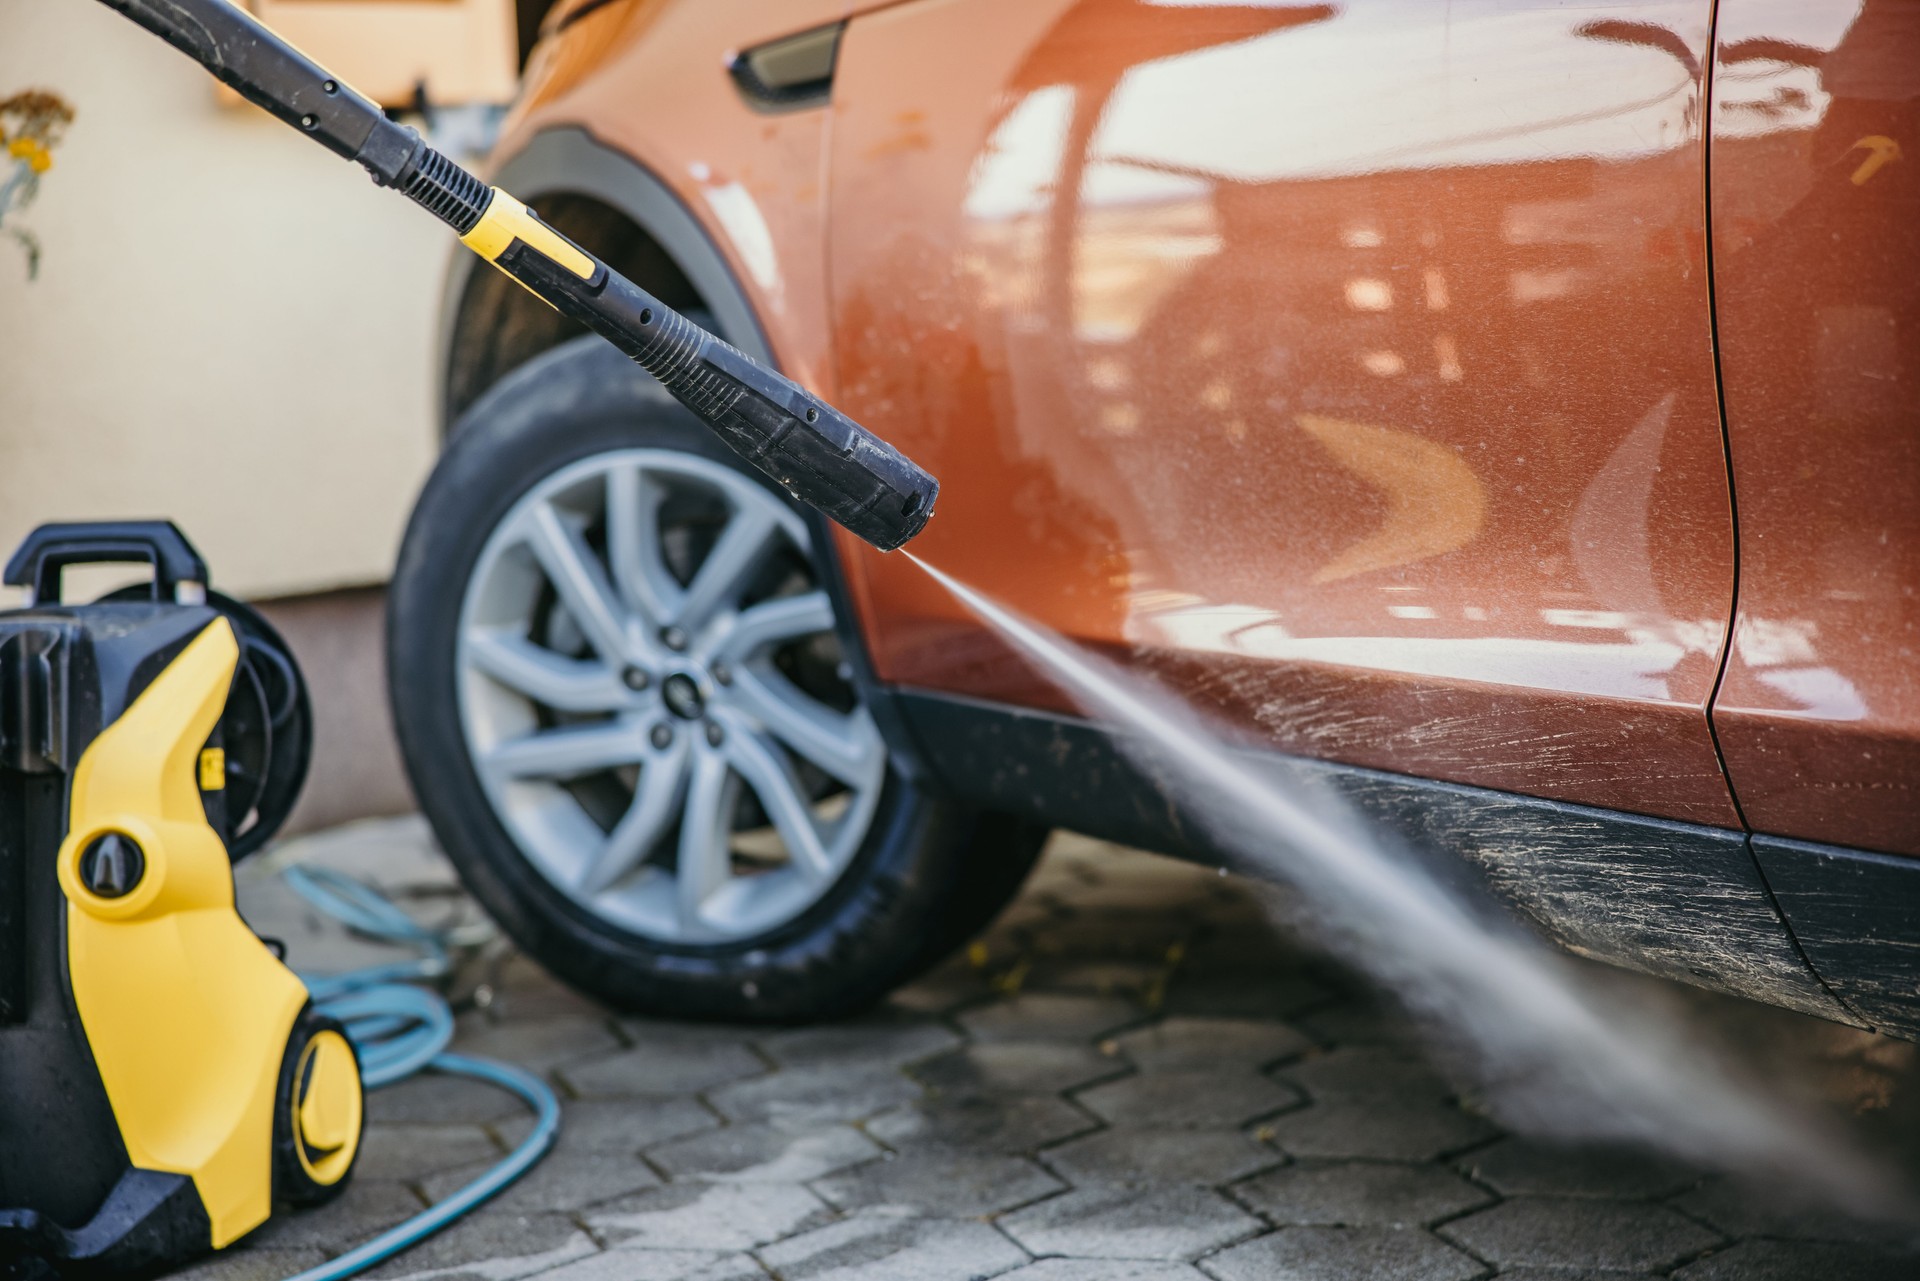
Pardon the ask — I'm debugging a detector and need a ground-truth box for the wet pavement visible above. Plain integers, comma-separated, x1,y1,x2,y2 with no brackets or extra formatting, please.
178,817,1920,1281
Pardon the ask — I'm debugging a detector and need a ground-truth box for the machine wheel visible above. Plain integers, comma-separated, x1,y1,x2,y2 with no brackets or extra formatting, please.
272,1009,363,1208
390,336,1046,1022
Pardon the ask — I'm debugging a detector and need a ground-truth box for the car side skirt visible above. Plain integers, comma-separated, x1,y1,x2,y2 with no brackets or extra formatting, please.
1754,838,1920,1040
893,687,1914,1037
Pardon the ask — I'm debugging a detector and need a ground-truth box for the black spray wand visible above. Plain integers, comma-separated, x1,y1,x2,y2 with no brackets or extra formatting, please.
95,0,937,552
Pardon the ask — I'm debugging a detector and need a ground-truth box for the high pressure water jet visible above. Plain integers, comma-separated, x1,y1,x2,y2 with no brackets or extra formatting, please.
906,552,1908,1222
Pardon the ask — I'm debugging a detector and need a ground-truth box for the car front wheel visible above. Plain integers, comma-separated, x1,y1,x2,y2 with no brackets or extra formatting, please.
388,336,1045,1021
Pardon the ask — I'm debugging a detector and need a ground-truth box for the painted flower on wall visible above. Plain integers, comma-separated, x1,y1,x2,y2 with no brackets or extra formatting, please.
1,89,76,280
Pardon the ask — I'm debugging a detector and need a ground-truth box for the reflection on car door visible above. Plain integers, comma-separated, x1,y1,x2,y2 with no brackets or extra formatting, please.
828,0,1739,826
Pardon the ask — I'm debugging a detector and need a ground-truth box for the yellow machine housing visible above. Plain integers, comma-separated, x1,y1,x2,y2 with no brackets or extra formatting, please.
0,521,362,1277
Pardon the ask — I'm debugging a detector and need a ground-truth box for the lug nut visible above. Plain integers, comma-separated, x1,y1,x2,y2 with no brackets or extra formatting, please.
711,662,732,686
661,626,689,651
650,723,674,750
706,722,725,747
623,667,650,691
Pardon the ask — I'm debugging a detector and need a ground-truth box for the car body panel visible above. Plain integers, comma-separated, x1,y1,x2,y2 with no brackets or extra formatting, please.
825,0,1742,826
505,0,847,398
1707,0,1920,857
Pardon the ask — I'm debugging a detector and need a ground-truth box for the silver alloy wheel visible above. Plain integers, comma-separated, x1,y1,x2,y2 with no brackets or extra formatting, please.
456,448,887,944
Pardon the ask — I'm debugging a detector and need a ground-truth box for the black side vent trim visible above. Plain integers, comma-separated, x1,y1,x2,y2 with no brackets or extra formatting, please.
728,22,843,113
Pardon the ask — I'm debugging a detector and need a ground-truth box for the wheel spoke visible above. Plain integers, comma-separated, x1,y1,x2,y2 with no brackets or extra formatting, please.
724,726,832,880
486,720,645,780
466,627,625,712
674,504,779,631
605,466,683,628
578,737,690,895
715,591,834,663
676,750,736,929
729,668,881,787
525,501,631,665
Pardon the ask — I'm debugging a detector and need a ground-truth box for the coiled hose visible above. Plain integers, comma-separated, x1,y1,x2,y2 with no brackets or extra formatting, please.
275,865,561,1281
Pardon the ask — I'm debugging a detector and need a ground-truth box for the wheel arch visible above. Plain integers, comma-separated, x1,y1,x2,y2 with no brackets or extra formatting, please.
437,126,776,433
435,126,934,784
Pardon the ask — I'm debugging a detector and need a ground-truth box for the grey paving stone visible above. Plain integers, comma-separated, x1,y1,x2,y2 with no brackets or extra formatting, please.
240,1179,423,1249
1670,1177,1909,1245
958,994,1142,1044
1264,1098,1496,1162
1000,1185,1262,1260
497,1096,716,1157
912,1042,1125,1096
269,814,449,890
1440,1197,1722,1272
1023,957,1171,1000
1076,1069,1301,1130
886,954,998,1016
996,1263,1208,1281
758,1212,1028,1281
814,1146,1063,1216
557,1041,765,1098
368,1074,529,1127
365,1210,597,1280
648,1120,882,1183
525,1250,765,1281
1495,1272,1657,1281
587,1181,828,1251
422,1139,661,1214
452,1011,623,1072
865,1094,1097,1154
355,1125,503,1182
1205,1226,1483,1281
1233,1161,1491,1228
1021,911,1194,960
1174,915,1311,963
1291,1004,1427,1051
1042,1127,1280,1187
168,1248,330,1280
1456,1137,1701,1200
707,1062,920,1126
1115,1017,1312,1073
1672,1239,1920,1281
1160,972,1336,1021
755,1014,959,1069
1278,1048,1456,1103
493,955,615,1024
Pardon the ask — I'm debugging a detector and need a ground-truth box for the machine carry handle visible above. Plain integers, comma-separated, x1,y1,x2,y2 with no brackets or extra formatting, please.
5,521,210,606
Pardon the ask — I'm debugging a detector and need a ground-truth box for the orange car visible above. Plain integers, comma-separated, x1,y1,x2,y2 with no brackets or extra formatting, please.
388,0,1919,1032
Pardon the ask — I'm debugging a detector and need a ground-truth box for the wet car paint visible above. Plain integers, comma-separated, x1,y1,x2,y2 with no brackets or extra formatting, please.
1708,0,1920,856
496,0,1916,851
827,0,1741,826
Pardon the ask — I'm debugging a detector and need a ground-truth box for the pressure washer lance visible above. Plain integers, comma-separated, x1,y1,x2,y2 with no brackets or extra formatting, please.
95,0,938,554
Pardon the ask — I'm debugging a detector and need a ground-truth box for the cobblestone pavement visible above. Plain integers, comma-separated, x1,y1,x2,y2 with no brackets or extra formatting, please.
182,817,1920,1281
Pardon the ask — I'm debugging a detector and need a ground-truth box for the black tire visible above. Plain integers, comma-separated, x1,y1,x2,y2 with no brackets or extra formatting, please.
272,1008,362,1209
390,336,1046,1022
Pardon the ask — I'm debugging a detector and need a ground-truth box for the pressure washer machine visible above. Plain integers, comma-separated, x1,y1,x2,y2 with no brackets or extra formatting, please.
0,521,360,1278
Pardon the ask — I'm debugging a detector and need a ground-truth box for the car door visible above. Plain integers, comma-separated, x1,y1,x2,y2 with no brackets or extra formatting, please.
826,0,1739,827
1707,0,1920,857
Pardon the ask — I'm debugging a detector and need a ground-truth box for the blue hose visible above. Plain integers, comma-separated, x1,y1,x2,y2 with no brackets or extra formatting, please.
275,865,562,1281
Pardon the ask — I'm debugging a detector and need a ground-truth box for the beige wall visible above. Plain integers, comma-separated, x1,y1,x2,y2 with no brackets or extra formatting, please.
0,0,455,600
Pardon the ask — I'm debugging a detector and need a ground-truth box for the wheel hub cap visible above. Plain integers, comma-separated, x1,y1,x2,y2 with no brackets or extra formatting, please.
456,449,888,944
662,672,705,720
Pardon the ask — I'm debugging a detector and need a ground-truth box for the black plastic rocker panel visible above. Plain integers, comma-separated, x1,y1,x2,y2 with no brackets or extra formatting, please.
891,688,1917,1033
